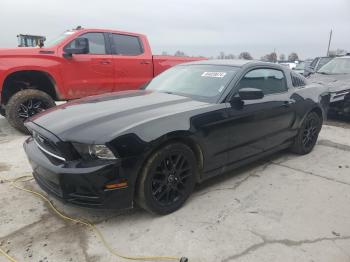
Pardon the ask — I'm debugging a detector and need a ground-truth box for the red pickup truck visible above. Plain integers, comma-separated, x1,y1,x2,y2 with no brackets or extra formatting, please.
0,28,204,132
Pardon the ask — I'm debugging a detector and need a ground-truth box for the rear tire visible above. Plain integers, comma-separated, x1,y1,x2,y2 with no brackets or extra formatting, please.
290,111,322,155
5,89,55,134
136,143,197,215
0,107,5,117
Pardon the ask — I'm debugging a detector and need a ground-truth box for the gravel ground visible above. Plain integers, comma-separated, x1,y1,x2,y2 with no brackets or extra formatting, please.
1,115,350,262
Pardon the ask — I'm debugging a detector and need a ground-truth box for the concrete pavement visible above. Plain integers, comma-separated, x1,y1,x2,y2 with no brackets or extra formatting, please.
1,115,350,262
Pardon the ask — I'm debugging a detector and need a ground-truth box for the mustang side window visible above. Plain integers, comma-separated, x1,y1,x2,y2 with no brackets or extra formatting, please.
238,68,287,95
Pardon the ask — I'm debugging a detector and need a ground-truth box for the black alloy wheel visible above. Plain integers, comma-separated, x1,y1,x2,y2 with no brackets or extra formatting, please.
291,111,322,155
6,89,55,134
151,153,192,206
302,117,319,150
137,143,196,215
17,98,47,120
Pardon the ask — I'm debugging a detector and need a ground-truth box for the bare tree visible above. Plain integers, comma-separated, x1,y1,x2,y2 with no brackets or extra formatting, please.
217,51,225,59
270,52,277,63
174,50,187,57
225,54,236,59
261,52,277,62
238,52,253,60
216,52,236,59
279,54,286,61
260,55,268,62
288,52,299,62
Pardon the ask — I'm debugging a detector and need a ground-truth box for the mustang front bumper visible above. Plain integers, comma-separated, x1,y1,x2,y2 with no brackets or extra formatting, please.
23,137,134,209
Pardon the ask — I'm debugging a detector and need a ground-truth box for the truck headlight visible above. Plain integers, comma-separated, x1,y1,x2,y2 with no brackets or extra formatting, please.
73,143,117,160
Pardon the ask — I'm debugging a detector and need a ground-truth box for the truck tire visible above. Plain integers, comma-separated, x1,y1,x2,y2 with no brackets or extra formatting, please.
6,89,55,134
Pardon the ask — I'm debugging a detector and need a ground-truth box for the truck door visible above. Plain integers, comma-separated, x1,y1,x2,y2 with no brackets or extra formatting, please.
109,33,153,91
61,32,114,99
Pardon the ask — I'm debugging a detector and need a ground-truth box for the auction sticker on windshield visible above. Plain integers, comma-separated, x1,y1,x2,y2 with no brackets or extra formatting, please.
201,72,227,78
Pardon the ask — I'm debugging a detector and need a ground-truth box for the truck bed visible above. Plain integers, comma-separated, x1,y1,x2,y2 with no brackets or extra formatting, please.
152,55,205,77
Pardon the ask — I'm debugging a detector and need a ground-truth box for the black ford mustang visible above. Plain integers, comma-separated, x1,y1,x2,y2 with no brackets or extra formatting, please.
24,60,330,215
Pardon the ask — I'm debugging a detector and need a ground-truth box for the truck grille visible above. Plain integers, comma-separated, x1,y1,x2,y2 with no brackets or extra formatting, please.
33,131,66,161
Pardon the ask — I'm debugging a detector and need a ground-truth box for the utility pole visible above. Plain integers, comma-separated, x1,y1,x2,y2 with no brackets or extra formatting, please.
326,29,333,56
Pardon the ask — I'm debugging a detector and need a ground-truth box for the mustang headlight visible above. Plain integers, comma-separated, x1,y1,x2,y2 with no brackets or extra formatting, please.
73,143,117,160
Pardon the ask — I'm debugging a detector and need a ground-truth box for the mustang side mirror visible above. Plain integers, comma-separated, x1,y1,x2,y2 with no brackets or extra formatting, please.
238,88,264,100
63,37,89,58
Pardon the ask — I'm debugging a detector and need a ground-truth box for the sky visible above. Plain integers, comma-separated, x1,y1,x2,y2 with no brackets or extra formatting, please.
0,0,349,59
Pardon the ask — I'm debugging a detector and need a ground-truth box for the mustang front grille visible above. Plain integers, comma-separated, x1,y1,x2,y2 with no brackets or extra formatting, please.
33,131,66,161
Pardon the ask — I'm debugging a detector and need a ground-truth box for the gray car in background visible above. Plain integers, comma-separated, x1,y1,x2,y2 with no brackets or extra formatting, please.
308,56,350,116
304,56,333,77
293,60,312,75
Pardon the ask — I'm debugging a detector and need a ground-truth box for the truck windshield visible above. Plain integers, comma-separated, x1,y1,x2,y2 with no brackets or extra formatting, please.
318,58,350,75
145,65,238,102
45,31,76,48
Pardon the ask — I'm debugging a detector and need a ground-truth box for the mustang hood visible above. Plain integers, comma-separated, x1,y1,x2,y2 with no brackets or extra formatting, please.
28,90,212,143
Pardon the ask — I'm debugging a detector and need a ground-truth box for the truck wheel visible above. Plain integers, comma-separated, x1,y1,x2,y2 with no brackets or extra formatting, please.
136,143,196,215
290,111,322,155
6,89,55,134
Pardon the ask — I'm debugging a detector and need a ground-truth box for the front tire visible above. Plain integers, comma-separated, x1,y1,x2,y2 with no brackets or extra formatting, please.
136,143,197,215
290,111,322,155
5,89,56,134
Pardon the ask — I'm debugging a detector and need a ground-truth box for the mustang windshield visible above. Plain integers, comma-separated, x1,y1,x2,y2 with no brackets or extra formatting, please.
145,65,238,102
318,58,350,75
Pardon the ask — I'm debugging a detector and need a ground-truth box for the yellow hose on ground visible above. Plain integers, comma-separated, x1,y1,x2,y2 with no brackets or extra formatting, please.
0,176,184,262
0,248,17,262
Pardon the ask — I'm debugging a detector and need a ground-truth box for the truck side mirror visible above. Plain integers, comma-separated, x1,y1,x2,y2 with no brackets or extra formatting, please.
63,37,89,58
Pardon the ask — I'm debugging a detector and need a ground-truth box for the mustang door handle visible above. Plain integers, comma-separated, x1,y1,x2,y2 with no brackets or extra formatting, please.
283,100,295,107
140,60,151,65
